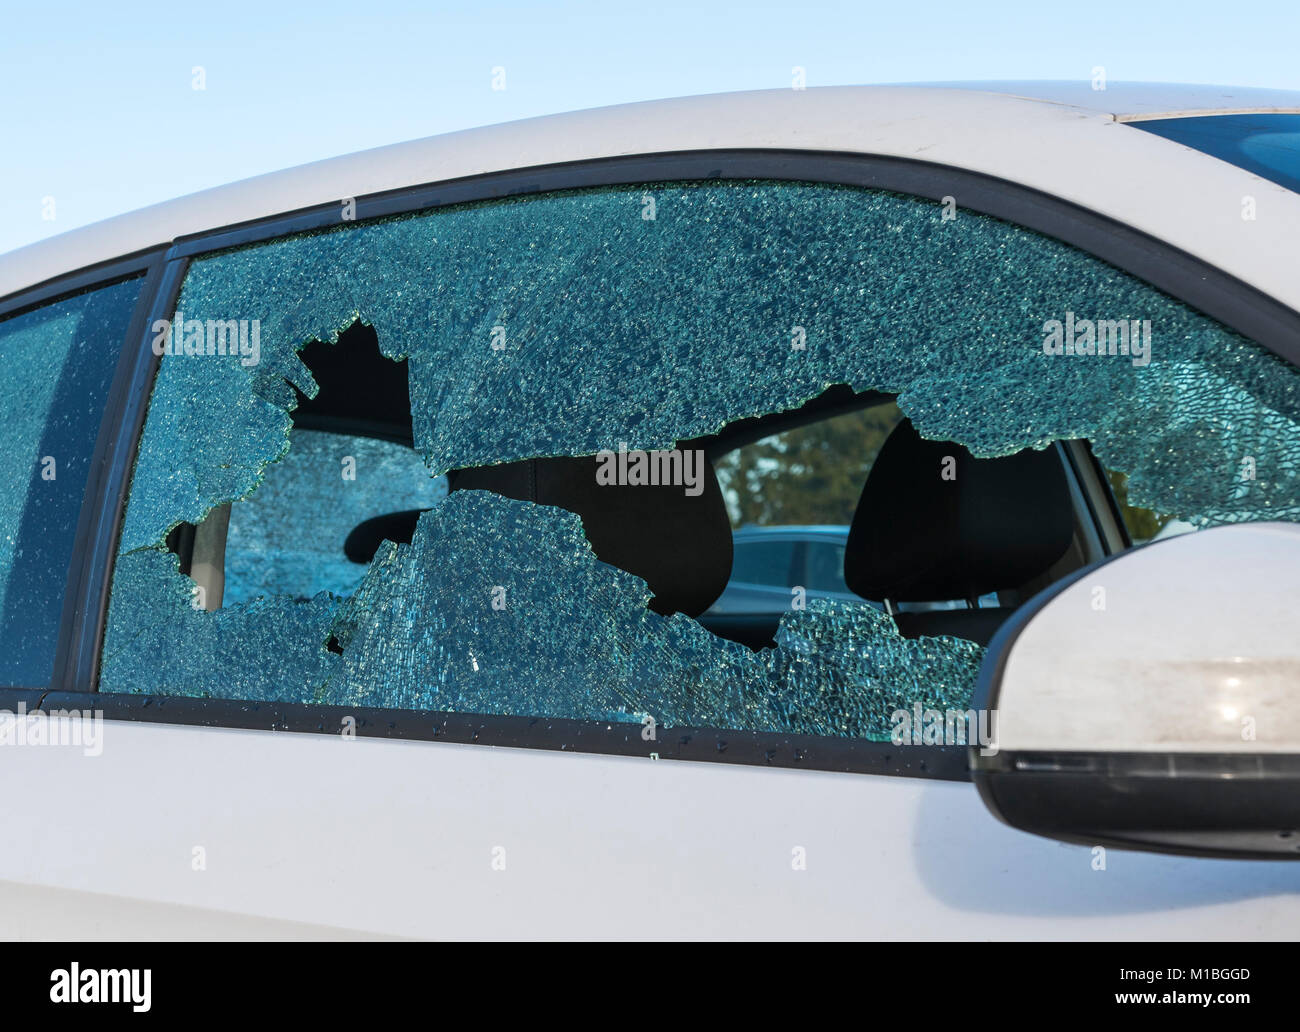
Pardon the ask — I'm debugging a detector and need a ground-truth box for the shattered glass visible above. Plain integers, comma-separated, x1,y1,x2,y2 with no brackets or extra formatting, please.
118,181,1300,539
322,492,983,736
100,180,1300,736
222,429,446,605
100,547,339,700
0,277,141,686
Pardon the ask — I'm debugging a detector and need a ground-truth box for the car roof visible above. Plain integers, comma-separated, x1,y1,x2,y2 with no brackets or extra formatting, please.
908,81,1300,120
5,82,1300,310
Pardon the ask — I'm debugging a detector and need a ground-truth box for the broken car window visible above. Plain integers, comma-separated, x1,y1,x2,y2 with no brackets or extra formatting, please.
99,181,1300,741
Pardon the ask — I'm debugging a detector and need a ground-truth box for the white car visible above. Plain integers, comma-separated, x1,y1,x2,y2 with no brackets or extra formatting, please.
1,81,1299,940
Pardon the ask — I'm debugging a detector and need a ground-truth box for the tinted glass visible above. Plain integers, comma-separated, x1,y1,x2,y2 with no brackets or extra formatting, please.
0,277,141,686
805,541,849,593
729,540,797,587
223,429,446,604
1132,113,1300,195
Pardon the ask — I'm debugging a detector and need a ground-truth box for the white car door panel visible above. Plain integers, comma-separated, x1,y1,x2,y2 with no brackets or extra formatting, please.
3,718,1298,939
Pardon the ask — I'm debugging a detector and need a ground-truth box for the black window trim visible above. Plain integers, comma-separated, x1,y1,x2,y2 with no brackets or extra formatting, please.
5,147,1297,784
53,255,182,695
0,247,163,319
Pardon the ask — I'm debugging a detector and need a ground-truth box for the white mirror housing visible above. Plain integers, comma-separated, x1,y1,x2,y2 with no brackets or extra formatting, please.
972,522,1300,859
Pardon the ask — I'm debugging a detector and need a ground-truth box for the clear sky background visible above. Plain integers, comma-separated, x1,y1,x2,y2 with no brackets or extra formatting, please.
3,0,1298,257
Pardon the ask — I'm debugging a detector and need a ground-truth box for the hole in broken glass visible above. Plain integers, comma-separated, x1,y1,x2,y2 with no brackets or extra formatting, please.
103,372,1000,737
163,321,447,609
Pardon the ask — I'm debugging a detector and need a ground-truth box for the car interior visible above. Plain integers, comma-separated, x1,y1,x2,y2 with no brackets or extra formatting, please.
168,321,1107,652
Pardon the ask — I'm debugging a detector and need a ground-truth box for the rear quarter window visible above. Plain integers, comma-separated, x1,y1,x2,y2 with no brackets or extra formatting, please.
0,277,142,687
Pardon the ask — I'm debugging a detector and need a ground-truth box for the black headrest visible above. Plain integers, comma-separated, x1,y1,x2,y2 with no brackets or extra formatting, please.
844,420,1073,602
345,510,425,563
448,452,732,618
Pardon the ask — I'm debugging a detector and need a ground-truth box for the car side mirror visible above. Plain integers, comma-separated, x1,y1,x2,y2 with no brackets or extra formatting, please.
971,522,1300,859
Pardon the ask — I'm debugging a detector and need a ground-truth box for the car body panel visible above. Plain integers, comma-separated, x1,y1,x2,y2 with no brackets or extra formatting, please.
4,83,1300,314
917,80,1300,120
2,716,1298,940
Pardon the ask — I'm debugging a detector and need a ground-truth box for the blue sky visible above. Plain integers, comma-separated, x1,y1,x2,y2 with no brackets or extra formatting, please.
3,0,1298,257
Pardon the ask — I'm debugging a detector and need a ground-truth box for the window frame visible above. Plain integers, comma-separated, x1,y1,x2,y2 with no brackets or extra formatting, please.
8,148,1298,782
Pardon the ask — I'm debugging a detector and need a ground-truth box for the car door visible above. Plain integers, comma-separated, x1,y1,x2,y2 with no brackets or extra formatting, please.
2,157,1299,940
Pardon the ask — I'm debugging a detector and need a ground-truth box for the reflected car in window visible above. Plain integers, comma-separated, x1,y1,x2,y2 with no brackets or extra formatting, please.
705,525,862,615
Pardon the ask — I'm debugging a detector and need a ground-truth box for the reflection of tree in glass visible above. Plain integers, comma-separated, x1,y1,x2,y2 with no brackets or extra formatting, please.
715,402,903,527
1106,469,1175,542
